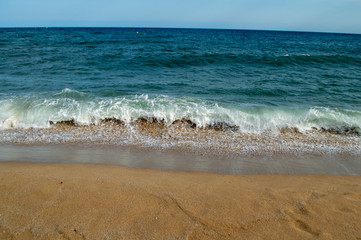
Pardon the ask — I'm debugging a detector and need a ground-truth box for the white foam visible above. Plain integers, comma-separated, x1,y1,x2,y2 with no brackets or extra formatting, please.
0,90,360,134
2,117,20,129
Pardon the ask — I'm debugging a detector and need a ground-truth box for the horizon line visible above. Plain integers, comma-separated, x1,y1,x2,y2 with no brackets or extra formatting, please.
0,26,360,36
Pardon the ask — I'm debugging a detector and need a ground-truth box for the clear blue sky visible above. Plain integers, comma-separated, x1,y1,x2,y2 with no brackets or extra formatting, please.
1,0,360,34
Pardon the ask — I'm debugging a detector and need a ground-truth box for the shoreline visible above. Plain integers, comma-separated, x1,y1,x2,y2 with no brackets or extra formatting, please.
1,143,361,175
1,161,361,239
2,118,361,156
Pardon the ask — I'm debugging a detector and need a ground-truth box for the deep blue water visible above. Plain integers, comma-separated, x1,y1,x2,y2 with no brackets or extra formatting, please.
1,28,361,133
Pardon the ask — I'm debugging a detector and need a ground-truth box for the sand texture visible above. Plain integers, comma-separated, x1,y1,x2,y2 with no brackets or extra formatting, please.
1,162,361,240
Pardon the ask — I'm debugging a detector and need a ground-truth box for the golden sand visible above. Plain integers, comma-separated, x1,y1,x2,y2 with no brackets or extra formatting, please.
1,161,361,239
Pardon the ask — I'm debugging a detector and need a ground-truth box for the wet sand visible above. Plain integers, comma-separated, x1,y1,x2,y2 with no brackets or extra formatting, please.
1,161,361,240
1,144,361,175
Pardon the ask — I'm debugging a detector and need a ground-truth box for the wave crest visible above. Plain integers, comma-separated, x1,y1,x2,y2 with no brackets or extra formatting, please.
1,90,360,136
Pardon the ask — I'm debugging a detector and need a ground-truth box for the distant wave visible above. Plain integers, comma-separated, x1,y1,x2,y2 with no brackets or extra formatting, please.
111,53,361,69
60,51,361,69
1,89,360,135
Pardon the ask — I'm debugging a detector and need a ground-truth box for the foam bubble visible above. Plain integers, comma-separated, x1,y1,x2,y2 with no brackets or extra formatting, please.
2,117,20,129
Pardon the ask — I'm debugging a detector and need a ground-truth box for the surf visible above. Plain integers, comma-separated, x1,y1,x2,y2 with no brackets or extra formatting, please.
1,89,360,136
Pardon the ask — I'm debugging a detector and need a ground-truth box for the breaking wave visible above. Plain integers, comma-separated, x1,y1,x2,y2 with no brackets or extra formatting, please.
1,88,360,135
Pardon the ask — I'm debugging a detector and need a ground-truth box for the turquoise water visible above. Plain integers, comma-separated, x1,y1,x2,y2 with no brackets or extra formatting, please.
0,28,361,149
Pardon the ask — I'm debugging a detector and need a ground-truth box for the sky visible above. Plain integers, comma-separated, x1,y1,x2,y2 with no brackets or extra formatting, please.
0,0,361,34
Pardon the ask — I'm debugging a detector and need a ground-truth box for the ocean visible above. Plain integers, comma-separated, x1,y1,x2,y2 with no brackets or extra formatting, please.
1,28,361,173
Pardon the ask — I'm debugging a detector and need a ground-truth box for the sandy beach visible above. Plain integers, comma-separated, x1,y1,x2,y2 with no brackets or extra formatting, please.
1,161,361,240
2,24,361,240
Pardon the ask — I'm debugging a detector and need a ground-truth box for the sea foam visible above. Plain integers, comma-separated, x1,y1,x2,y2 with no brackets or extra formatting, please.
0,89,360,135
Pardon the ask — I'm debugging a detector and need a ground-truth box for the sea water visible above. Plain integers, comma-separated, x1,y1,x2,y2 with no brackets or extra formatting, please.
1,28,361,172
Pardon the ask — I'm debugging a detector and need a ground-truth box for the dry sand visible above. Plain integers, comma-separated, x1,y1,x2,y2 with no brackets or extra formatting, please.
0,161,361,240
